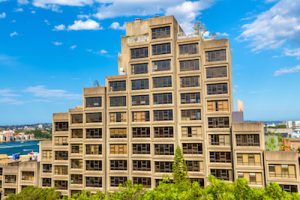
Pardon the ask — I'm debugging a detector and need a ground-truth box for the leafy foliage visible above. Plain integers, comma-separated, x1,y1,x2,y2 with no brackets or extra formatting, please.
7,147,300,200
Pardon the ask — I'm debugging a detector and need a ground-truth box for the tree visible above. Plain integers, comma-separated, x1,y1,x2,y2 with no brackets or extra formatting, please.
172,146,189,185
7,186,59,200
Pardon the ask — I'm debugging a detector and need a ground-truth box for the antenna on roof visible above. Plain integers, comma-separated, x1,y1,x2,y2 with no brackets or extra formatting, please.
93,80,100,87
193,21,206,35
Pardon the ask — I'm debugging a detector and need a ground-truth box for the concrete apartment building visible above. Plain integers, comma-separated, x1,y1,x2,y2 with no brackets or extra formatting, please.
1,16,299,197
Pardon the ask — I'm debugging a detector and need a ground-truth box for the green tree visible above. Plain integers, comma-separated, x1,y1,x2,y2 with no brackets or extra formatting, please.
172,146,189,185
7,186,59,200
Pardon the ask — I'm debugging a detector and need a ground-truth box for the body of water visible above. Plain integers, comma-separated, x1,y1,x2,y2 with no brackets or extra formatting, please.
0,140,39,155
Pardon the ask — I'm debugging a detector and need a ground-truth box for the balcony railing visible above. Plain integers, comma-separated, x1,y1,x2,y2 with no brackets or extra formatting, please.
127,35,149,43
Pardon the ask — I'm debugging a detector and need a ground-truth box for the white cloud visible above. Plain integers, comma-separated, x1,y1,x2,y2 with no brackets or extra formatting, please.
70,44,77,50
44,19,50,25
18,0,29,4
54,24,65,31
52,41,62,46
284,48,300,58
32,0,93,7
0,89,19,97
15,8,24,12
0,12,6,19
24,85,81,100
239,0,300,51
0,97,24,105
94,0,214,33
68,19,102,31
274,65,300,76
110,22,125,30
99,49,107,54
9,31,18,37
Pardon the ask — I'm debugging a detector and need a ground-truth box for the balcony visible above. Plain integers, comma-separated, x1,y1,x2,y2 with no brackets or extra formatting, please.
127,35,149,44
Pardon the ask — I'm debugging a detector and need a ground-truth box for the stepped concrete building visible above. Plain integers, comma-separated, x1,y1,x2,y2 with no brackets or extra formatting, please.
1,16,299,198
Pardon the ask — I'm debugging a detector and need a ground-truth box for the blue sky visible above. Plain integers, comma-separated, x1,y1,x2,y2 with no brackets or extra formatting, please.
0,0,299,125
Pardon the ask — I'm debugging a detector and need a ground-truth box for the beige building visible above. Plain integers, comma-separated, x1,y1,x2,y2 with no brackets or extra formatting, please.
34,15,300,196
0,158,40,198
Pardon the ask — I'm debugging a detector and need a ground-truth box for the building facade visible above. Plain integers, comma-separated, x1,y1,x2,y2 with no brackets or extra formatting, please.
32,16,300,196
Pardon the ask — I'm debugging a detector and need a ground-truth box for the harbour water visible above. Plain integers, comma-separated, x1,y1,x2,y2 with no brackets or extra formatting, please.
0,140,39,156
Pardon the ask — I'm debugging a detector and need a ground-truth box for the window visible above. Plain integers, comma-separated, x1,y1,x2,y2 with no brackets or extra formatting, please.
71,174,83,185
43,164,52,173
152,60,171,72
182,126,202,138
132,144,150,154
236,153,261,166
269,164,296,178
211,169,232,181
71,129,83,138
190,178,204,187
133,160,151,171
155,161,172,172
208,117,230,128
42,178,51,187
110,112,127,123
206,66,227,78
131,63,148,74
186,161,202,172
42,150,52,160
86,160,102,171
86,112,102,123
238,172,262,185
110,176,127,187
132,127,150,138
86,144,102,155
71,114,83,124
71,144,83,154
109,80,126,92
280,185,298,193
54,136,68,146
54,180,68,190
153,93,172,104
182,143,202,154
152,26,170,39
236,134,260,146
54,165,68,175
4,188,16,196
5,175,16,183
207,83,228,95
209,134,230,146
154,127,173,138
207,100,229,112
86,128,102,139
133,177,151,188
110,96,126,107
132,79,149,90
181,93,200,104
55,151,68,160
154,110,173,121
55,122,68,131
71,159,83,169
86,97,102,107
152,43,171,55
110,144,127,154
110,160,127,170
86,177,102,188
180,59,199,71
181,109,201,121
132,111,150,122
110,128,127,138
153,76,172,88
132,95,149,106
179,43,198,55
155,144,174,155
205,49,226,62
131,47,148,59
210,152,232,163
180,76,200,88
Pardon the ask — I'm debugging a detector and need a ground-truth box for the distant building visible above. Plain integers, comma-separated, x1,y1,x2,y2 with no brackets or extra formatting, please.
286,121,300,129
